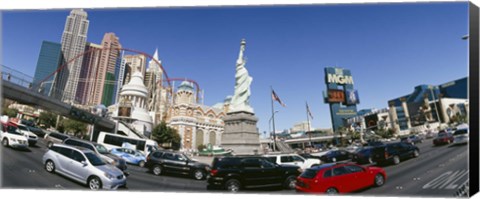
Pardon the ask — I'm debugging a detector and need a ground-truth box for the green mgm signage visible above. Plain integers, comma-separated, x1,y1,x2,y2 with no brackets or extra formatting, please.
323,67,360,131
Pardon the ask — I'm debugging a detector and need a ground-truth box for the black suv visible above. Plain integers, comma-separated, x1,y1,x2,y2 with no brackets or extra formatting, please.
207,156,301,192
63,138,128,175
371,142,419,165
145,150,210,180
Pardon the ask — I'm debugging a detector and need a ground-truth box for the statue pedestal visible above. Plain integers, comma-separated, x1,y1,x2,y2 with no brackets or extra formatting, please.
221,111,261,155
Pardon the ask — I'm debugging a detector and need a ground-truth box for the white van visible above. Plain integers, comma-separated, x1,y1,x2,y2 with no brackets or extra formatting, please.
95,132,158,156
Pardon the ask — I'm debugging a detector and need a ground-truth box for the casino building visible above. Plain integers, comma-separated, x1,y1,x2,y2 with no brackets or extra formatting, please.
166,81,226,151
387,77,468,133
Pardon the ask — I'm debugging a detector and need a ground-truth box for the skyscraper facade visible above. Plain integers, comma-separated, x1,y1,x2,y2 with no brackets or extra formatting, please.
33,41,62,96
145,49,169,124
77,42,102,105
53,9,89,103
91,32,122,107
123,54,147,79
113,52,127,105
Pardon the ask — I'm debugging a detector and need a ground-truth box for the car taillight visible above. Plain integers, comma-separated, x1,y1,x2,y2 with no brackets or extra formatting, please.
210,169,218,176
146,155,151,162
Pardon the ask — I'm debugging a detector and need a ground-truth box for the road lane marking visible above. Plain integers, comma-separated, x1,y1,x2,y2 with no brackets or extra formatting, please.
422,170,469,190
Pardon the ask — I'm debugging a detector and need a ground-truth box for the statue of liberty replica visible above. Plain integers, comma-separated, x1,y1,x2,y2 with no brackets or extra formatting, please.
221,39,261,155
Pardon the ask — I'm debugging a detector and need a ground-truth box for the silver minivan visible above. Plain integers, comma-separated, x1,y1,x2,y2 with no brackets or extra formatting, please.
42,144,126,190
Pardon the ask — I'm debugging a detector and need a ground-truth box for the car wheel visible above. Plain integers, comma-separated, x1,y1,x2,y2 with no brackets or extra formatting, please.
326,187,338,195
153,165,163,176
413,150,419,158
225,179,241,193
2,138,9,147
88,176,102,190
193,169,205,180
138,161,145,168
45,160,55,173
393,155,400,165
374,174,385,187
284,175,297,190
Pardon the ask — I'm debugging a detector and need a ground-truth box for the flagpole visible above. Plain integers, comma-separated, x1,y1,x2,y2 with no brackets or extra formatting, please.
271,86,277,152
306,102,312,147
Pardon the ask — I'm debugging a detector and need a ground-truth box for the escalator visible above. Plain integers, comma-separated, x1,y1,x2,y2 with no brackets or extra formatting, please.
275,140,295,153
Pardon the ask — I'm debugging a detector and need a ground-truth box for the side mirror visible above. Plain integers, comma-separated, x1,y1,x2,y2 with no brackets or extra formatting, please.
81,161,88,167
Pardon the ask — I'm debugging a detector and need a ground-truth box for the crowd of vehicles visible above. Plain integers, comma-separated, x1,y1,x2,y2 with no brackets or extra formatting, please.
2,116,469,193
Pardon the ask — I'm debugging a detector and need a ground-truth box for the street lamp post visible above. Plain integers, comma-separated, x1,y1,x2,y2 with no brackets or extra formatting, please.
269,110,279,151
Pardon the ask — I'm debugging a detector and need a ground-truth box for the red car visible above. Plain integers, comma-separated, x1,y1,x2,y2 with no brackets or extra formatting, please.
295,163,386,194
433,131,454,146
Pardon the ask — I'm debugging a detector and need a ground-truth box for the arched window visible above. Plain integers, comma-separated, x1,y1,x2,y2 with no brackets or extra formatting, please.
209,131,216,146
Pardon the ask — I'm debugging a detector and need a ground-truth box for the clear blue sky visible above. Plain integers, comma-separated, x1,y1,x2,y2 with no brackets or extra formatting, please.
1,2,469,135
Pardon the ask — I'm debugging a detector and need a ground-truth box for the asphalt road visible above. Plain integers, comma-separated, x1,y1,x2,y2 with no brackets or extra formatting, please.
1,137,469,197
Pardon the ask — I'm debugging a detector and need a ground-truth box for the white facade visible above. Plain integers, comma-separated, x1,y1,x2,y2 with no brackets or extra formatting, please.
291,121,312,133
54,9,89,103
112,71,153,136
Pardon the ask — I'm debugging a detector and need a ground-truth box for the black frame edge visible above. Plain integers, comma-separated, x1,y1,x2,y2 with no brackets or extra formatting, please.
469,1,480,197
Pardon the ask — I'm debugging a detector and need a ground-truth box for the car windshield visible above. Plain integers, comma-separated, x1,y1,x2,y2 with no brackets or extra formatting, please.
6,126,23,135
326,151,336,155
437,132,447,137
453,129,468,135
85,152,106,166
181,154,193,161
300,167,325,179
94,144,109,154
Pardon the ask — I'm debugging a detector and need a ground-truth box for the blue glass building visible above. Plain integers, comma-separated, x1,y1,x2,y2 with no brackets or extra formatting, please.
388,77,467,130
33,41,63,96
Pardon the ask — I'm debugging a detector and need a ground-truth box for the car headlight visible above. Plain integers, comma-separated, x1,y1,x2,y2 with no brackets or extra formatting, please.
104,172,115,179
11,138,17,142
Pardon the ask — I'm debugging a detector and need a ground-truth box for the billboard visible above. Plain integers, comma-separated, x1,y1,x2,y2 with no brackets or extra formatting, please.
324,67,359,131
345,89,360,105
327,89,345,103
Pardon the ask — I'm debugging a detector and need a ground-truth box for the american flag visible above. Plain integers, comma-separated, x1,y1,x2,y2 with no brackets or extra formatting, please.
271,89,286,107
306,102,313,119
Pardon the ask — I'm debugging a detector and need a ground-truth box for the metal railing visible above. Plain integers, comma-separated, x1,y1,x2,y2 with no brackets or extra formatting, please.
1,65,85,108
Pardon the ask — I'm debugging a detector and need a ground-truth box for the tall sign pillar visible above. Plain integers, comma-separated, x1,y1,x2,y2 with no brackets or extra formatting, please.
324,67,359,132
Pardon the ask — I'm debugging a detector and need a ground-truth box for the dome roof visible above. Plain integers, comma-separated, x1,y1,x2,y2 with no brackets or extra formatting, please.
120,71,148,97
177,81,194,92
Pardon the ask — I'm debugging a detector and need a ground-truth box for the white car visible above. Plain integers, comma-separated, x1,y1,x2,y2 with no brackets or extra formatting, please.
1,122,29,149
14,122,38,146
264,154,321,170
452,128,469,145
43,144,127,190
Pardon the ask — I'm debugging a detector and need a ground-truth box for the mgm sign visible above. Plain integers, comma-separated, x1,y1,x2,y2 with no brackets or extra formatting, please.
324,67,360,131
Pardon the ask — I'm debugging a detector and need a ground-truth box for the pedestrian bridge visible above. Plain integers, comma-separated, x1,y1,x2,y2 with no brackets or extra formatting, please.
1,66,115,132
